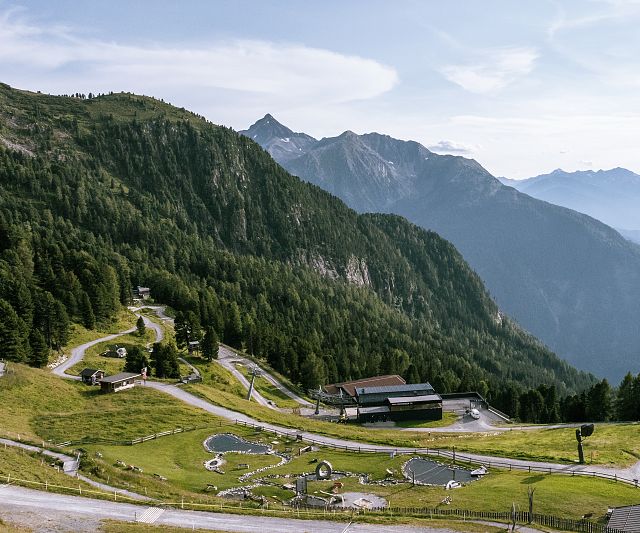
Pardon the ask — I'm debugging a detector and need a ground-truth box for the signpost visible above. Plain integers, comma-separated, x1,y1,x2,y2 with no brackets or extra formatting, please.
575,423,595,464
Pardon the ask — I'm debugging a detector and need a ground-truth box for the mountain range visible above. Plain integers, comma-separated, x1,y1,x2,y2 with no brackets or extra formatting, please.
0,82,592,412
499,168,640,244
242,114,640,381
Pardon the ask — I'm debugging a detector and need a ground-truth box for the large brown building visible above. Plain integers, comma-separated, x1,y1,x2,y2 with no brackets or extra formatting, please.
322,375,442,422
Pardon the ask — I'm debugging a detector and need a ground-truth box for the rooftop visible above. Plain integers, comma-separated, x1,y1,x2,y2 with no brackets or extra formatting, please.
387,394,442,405
100,372,141,384
608,505,640,532
80,368,102,377
356,383,435,396
323,375,406,397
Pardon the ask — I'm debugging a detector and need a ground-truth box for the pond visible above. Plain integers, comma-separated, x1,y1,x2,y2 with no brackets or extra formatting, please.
404,457,476,486
203,433,271,454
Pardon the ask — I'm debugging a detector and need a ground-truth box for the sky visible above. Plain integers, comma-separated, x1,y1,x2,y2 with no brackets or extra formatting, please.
2,0,640,177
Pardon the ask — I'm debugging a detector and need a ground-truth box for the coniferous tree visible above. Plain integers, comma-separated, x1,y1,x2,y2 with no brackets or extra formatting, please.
202,326,219,361
136,316,146,337
616,372,636,421
124,345,149,374
224,302,243,348
79,292,96,330
150,342,180,378
28,329,49,367
0,298,28,362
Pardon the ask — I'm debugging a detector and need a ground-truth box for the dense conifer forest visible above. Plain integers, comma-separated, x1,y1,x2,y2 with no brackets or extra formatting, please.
0,83,599,419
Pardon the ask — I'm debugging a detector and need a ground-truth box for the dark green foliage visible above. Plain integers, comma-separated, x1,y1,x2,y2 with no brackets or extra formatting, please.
0,298,28,362
0,83,595,409
124,345,149,374
615,373,637,421
174,311,202,350
202,326,219,361
28,329,49,367
136,316,145,337
79,291,96,330
150,342,180,379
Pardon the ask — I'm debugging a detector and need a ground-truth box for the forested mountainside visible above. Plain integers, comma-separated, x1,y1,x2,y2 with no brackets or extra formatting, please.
242,115,640,381
0,83,593,412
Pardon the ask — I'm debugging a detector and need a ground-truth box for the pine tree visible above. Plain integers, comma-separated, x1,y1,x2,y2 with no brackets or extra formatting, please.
29,329,49,367
616,372,636,421
124,345,149,374
80,291,96,330
224,302,243,348
0,298,28,362
202,326,219,361
136,316,146,337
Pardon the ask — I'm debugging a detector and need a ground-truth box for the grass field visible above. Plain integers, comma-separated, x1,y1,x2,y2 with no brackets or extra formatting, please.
60,308,138,362
0,445,97,492
183,356,246,398
0,364,214,443
186,382,640,467
68,332,155,377
79,426,640,522
233,362,301,409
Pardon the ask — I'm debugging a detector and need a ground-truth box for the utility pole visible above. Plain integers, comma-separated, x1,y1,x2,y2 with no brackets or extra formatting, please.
247,366,260,401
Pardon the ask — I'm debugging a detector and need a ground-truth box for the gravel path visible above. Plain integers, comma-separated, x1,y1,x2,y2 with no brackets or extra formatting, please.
0,438,151,501
0,485,469,533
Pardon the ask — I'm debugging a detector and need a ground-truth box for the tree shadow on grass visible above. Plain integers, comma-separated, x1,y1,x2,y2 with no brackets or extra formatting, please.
521,474,546,484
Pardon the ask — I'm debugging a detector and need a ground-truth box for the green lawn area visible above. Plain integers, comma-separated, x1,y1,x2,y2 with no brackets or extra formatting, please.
0,363,214,443
68,331,155,377
60,308,138,362
395,412,459,429
85,427,283,495
81,427,640,522
186,382,640,467
304,468,640,522
184,356,246,397
0,445,98,493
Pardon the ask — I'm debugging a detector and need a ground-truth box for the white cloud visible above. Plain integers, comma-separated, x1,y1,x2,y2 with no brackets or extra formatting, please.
441,47,538,94
427,139,476,155
0,9,398,108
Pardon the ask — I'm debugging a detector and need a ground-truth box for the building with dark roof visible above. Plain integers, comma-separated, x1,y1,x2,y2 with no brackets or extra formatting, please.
355,383,442,423
99,372,141,393
80,368,104,385
608,505,640,532
323,375,406,399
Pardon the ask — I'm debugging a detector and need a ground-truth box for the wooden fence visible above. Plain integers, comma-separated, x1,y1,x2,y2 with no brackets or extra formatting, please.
55,425,207,447
233,419,640,487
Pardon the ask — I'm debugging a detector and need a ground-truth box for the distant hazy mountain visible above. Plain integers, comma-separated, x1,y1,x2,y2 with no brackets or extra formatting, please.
499,168,640,236
242,115,640,381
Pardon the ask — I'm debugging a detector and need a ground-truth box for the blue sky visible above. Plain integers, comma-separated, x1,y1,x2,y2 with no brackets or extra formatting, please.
2,0,640,177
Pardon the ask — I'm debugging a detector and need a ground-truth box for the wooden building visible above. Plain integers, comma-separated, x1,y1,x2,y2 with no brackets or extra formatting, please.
99,372,141,393
355,383,442,423
80,368,104,385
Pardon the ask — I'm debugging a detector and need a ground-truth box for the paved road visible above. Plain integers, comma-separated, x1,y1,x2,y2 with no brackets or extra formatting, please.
52,327,136,378
0,485,469,533
216,345,312,409
216,346,274,409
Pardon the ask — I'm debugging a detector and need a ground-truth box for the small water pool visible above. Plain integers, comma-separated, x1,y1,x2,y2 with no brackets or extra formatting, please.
204,433,270,454
404,457,475,486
